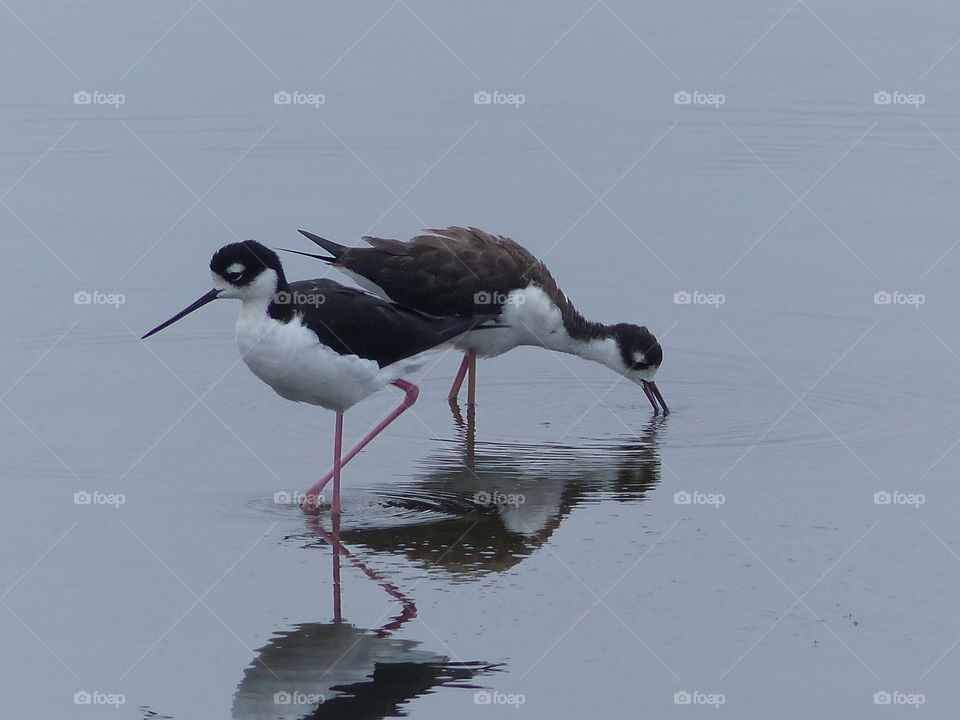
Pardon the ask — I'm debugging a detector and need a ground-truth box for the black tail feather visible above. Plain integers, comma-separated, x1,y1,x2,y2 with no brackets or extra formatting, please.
298,229,348,259
278,247,336,263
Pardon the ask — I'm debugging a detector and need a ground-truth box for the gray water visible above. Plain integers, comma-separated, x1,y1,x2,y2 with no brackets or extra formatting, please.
3,2,960,717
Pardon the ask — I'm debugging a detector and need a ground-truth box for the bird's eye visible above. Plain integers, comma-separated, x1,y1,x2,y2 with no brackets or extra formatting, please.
632,360,649,371
222,263,246,283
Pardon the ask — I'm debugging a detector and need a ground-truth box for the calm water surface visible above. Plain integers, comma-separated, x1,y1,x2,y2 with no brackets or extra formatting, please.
3,2,960,718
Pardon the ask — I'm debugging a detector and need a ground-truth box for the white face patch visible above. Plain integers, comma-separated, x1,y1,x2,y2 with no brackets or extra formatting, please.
213,267,278,301
633,352,646,366
226,263,245,275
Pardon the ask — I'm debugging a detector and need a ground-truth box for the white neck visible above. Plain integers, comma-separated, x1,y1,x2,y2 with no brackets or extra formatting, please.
549,331,623,373
561,332,659,381
237,294,273,323
564,333,623,372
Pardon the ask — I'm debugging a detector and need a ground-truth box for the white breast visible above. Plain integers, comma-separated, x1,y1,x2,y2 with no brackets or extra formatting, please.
235,305,387,412
456,285,570,358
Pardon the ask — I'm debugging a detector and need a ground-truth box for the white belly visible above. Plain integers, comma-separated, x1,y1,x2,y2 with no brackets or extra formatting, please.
235,310,387,412
455,285,569,358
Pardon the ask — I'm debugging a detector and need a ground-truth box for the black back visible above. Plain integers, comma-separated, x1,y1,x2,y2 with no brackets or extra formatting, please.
273,279,490,368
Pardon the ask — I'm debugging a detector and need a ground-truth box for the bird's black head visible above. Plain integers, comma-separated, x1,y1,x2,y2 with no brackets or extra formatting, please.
612,323,662,373
610,323,667,414
610,323,668,414
141,240,289,340
209,240,287,292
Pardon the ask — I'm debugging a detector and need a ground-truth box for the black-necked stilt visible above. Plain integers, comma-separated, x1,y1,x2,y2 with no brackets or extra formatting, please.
284,226,668,414
141,240,489,513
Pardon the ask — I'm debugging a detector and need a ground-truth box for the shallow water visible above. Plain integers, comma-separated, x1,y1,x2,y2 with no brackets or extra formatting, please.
3,2,960,718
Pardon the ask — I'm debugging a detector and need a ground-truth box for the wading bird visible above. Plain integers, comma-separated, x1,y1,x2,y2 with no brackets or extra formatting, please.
142,240,489,513
285,226,668,414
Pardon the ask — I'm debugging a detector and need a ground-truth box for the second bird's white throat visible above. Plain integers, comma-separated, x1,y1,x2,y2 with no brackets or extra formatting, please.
456,285,649,379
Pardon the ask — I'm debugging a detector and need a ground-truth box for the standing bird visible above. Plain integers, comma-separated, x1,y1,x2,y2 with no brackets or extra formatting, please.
141,240,489,513
285,226,668,414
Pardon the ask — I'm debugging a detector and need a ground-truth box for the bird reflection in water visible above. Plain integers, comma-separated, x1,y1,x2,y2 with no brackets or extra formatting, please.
342,414,665,576
232,514,497,720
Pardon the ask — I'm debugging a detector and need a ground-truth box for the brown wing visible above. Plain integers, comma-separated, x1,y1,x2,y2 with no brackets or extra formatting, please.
336,226,575,319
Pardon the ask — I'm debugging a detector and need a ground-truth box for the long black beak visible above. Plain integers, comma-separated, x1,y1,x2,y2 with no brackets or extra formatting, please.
141,288,222,339
642,380,669,415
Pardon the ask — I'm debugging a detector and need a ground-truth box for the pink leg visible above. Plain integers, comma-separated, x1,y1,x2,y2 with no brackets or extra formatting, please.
447,352,470,402
331,411,343,515
331,511,342,623
466,352,477,406
301,379,420,513
307,515,417,634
